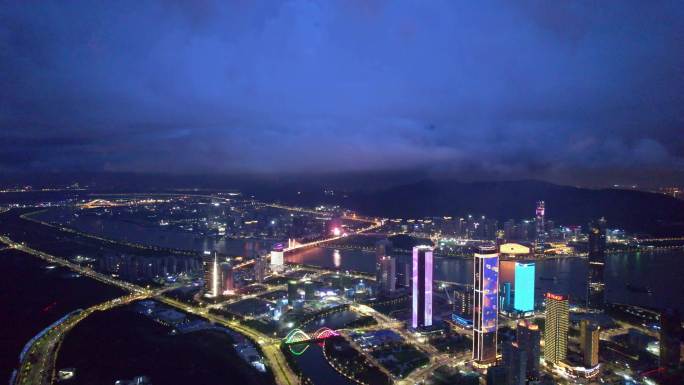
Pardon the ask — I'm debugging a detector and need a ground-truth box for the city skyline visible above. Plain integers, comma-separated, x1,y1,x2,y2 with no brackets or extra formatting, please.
2,2,683,385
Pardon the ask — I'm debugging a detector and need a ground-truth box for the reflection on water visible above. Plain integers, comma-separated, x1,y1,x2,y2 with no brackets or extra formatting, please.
289,247,684,312
303,310,359,333
35,208,275,256
293,344,356,385
34,207,684,312
293,310,359,385
333,249,341,268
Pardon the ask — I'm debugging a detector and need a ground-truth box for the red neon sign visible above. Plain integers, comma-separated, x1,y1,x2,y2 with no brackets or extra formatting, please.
545,293,567,301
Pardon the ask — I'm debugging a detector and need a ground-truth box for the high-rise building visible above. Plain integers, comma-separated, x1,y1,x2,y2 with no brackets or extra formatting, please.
486,366,506,385
253,256,266,283
587,218,606,310
270,243,285,272
516,321,541,380
503,219,516,241
287,280,300,304
220,262,234,294
412,245,434,329
535,201,545,237
303,280,315,300
376,239,396,294
473,245,499,364
580,320,600,368
454,287,474,318
503,341,527,385
513,262,535,313
204,253,219,298
501,282,512,311
544,293,569,364
659,309,682,371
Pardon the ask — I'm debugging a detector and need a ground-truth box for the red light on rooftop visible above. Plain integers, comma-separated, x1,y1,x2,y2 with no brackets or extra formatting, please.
545,293,567,301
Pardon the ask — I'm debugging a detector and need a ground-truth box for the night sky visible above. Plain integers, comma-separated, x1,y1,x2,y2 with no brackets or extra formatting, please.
1,1,683,186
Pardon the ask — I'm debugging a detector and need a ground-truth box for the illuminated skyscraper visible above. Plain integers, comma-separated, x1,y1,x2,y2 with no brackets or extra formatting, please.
376,239,396,294
220,262,234,294
287,279,299,304
204,253,219,297
513,262,535,312
454,287,474,318
535,201,545,236
270,243,284,272
580,320,600,368
412,245,433,329
254,256,266,283
544,293,569,364
587,219,606,310
473,245,499,364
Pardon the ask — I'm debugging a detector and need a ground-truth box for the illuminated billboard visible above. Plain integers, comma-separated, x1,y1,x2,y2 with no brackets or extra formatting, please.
514,262,535,312
481,257,499,332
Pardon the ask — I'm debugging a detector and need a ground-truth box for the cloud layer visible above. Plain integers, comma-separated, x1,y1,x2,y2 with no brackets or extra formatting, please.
1,1,683,185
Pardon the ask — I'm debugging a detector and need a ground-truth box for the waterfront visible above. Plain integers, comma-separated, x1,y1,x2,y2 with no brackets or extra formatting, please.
288,246,684,313
292,344,356,385
33,206,275,256
31,205,684,312
0,248,124,383
291,310,360,385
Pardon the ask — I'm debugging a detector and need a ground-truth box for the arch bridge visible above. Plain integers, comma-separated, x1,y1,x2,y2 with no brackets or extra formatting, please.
282,327,340,355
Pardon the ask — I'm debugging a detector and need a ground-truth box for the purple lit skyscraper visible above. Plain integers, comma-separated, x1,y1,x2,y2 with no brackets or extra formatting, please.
412,245,433,329
473,245,499,364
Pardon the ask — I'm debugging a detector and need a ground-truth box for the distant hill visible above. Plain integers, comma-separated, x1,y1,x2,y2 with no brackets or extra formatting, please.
339,180,684,236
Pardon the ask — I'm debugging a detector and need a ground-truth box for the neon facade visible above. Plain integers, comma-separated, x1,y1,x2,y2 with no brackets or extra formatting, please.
412,245,433,328
473,246,499,364
514,262,535,312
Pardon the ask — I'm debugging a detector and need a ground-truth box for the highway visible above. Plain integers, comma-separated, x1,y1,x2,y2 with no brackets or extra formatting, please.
14,293,149,385
0,235,147,294
0,235,299,385
3,201,446,385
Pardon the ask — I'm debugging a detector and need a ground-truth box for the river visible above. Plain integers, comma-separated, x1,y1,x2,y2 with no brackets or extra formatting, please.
287,247,684,313
32,206,684,312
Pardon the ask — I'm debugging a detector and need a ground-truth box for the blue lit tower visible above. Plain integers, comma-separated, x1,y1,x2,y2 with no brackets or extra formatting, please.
513,262,535,312
412,245,433,329
473,245,499,364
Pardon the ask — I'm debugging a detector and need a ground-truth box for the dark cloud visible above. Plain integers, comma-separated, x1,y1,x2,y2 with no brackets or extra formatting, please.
1,1,683,186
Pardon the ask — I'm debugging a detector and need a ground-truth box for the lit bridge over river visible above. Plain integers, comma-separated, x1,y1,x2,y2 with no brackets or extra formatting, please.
282,327,340,355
